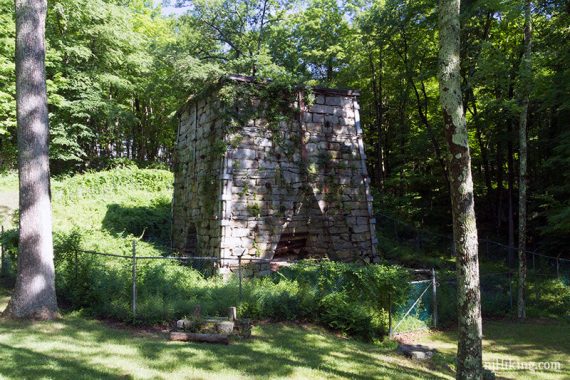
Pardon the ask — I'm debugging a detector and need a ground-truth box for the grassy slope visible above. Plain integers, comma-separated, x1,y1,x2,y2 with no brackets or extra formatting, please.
0,168,173,255
0,171,17,192
50,168,173,256
0,288,450,380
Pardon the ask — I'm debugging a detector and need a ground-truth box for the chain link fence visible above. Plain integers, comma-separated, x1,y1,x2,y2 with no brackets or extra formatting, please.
391,276,435,336
1,229,435,338
2,216,568,333
71,243,284,319
376,212,570,280
376,212,570,327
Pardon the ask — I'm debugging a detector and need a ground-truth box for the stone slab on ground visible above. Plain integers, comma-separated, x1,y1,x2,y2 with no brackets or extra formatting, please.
397,343,436,361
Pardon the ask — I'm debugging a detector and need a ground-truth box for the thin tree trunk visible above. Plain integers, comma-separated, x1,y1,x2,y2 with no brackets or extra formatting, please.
517,0,532,321
411,78,450,189
508,122,515,267
506,65,517,267
496,137,504,230
367,46,385,189
438,0,483,378
467,90,492,197
388,34,450,189
4,0,58,320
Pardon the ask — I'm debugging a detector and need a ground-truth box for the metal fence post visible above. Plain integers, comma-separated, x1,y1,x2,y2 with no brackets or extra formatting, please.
394,220,399,242
388,292,393,338
1,225,4,277
132,240,137,319
431,268,438,328
74,248,78,281
508,271,513,313
238,253,242,304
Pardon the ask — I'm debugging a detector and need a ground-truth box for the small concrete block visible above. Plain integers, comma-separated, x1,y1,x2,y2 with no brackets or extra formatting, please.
216,321,235,335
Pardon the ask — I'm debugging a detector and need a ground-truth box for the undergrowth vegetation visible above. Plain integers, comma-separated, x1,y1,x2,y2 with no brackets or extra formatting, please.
0,166,410,341
1,166,568,340
52,235,410,341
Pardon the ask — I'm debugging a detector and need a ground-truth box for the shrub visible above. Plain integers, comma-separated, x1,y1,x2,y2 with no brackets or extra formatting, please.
527,278,570,319
52,166,173,204
268,261,409,340
318,291,375,341
0,228,18,285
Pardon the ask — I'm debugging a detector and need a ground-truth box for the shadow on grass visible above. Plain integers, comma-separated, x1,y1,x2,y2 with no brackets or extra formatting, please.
101,199,171,248
0,311,449,380
418,320,570,379
0,342,127,379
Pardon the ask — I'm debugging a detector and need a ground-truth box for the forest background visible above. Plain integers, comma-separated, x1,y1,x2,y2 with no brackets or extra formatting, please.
0,0,568,258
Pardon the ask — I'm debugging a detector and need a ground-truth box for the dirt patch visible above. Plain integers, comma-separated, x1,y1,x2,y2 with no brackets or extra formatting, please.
394,329,436,345
98,318,171,339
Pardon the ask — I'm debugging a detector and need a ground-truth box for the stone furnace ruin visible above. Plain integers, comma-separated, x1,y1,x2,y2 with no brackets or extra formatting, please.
172,75,378,268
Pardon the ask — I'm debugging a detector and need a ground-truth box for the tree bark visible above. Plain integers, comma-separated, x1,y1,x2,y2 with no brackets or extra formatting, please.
3,0,58,320
517,0,532,321
438,0,483,379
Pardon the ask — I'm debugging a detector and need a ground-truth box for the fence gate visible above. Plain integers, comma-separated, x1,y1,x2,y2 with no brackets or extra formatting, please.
390,269,437,337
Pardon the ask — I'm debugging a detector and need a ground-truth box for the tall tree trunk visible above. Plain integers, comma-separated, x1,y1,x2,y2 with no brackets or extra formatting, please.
438,0,483,378
517,0,532,321
4,0,58,320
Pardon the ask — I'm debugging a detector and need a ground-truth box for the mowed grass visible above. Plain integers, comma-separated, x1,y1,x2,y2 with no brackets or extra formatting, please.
414,321,570,380
0,287,451,380
2,285,569,380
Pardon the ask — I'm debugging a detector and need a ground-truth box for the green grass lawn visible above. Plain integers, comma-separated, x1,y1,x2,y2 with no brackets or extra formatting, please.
1,168,568,379
0,287,450,380
0,171,17,193
415,321,570,380
1,286,569,379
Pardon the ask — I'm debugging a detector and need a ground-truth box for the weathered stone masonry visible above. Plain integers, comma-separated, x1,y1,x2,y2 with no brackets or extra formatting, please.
172,77,379,267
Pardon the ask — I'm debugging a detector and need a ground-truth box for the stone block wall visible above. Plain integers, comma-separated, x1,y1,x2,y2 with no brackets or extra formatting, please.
172,78,378,266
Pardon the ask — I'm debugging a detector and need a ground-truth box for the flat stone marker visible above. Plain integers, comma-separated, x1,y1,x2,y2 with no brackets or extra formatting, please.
397,344,436,361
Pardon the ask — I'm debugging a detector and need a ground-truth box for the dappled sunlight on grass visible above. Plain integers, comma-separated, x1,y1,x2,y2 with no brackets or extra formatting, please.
414,320,570,380
3,284,567,379
0,285,452,379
